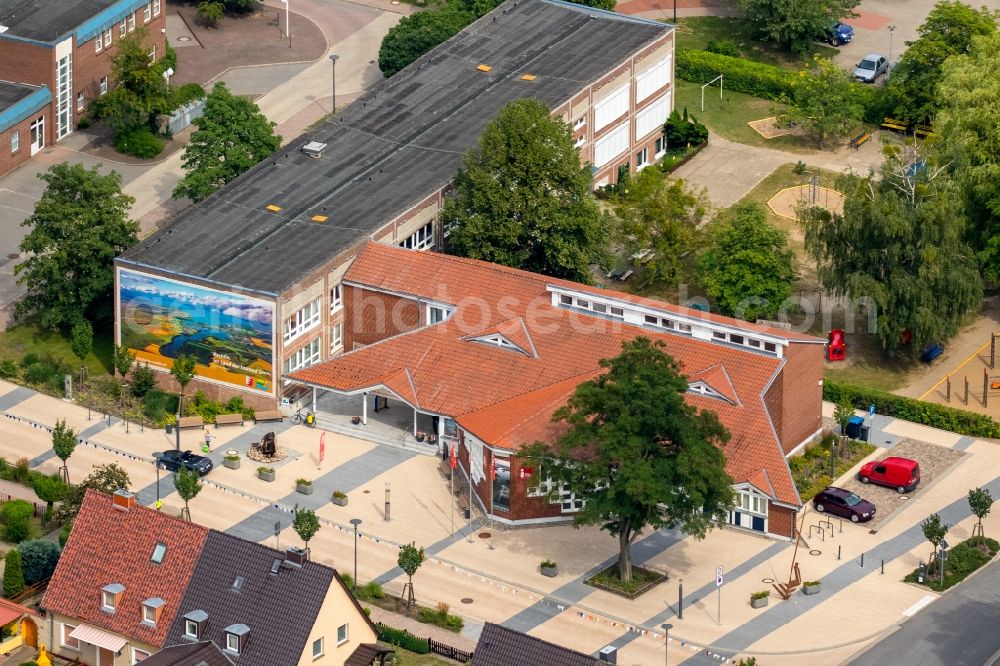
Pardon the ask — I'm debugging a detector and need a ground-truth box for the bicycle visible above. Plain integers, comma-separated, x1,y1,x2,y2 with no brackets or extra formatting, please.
292,408,316,427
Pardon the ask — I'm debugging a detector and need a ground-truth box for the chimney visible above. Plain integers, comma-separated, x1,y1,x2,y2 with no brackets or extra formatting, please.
112,489,135,512
285,546,307,567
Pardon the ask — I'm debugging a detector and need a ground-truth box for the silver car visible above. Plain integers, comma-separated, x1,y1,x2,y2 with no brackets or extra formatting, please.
853,53,889,83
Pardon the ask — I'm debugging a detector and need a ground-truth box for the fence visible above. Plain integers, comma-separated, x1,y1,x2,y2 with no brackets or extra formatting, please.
166,98,206,135
0,491,47,520
375,622,473,663
429,637,474,662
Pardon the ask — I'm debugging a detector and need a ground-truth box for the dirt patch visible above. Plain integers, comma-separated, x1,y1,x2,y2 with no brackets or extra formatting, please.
747,116,806,139
767,184,845,220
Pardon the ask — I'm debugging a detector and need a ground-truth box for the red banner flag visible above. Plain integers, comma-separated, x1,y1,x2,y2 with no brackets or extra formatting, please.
449,441,457,469
319,432,326,464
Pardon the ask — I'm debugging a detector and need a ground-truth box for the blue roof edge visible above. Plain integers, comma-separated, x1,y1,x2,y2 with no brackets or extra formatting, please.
0,85,51,133
539,0,673,28
76,0,149,44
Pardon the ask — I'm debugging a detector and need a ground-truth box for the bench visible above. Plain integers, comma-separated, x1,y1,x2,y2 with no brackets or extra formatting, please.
438,458,452,482
215,413,244,427
458,493,471,519
849,131,872,150
254,410,284,424
607,267,634,282
915,125,935,139
881,117,909,132
177,416,204,430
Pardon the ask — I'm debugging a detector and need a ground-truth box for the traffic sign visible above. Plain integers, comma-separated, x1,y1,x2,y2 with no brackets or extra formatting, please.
716,565,724,587
869,404,876,417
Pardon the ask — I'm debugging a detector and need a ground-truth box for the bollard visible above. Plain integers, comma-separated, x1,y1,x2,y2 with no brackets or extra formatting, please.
88,407,91,421
860,552,864,568
678,579,684,619
838,545,841,560
881,559,884,575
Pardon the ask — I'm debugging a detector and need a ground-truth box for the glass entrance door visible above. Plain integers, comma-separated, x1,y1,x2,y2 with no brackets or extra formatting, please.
29,116,44,155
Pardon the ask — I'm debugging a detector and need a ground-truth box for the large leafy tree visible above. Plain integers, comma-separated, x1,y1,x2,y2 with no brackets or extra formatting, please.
54,463,132,524
886,1,997,125
444,98,608,283
700,202,795,321
800,149,982,355
788,56,864,149
173,82,281,202
97,27,169,131
739,0,860,53
614,170,707,288
15,163,138,330
521,338,734,583
935,32,1000,280
378,3,476,78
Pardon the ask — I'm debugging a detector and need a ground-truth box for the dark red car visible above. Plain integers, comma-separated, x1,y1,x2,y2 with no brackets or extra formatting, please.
813,486,876,523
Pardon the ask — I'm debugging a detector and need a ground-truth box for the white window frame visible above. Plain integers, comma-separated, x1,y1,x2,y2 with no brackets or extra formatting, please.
399,221,434,251
100,77,108,95
283,298,321,343
120,18,127,36
635,54,672,103
226,633,240,654
128,14,136,31
144,2,152,22
336,624,348,645
10,130,19,154
61,623,80,650
636,148,649,170
148,46,156,63
528,478,586,513
735,489,768,516
330,321,343,354
184,619,198,639
312,637,324,658
594,85,628,131
95,32,103,51
142,604,157,625
284,338,322,375
102,590,116,610
573,136,585,149
635,92,671,141
104,28,112,45
330,284,342,314
428,305,452,324
153,0,161,16
655,136,665,158
77,91,84,112
593,122,629,168
132,647,150,664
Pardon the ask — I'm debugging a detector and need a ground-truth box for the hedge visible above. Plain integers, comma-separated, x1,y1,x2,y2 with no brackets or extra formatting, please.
376,624,429,654
824,380,1000,438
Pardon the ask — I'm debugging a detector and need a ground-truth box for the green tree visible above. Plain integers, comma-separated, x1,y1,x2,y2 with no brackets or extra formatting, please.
54,463,131,524
17,539,60,585
787,56,864,149
397,542,425,609
800,155,982,356
32,475,69,513
2,501,33,544
96,27,169,131
444,98,608,283
921,512,949,575
521,337,734,582
70,319,93,365
968,487,993,547
615,170,707,288
378,4,475,77
173,466,203,521
699,202,794,321
935,33,1000,281
739,0,860,53
173,82,282,202
130,363,157,398
886,1,997,124
292,505,321,555
171,354,197,416
52,419,77,484
197,1,225,27
112,344,135,381
3,550,24,598
15,163,138,330
833,400,854,435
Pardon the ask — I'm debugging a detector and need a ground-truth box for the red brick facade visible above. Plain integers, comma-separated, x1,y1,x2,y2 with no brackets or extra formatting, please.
0,107,48,177
767,342,825,454
767,503,797,539
343,286,421,350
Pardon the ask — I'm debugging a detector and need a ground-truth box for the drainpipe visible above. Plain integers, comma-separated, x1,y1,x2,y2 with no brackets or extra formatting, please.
311,387,316,413
362,392,367,425
413,409,417,436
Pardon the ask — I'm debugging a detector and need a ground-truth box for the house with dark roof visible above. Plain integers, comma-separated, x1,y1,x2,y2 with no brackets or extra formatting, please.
43,490,378,665
287,243,825,539
114,0,676,409
138,640,234,666
472,623,599,666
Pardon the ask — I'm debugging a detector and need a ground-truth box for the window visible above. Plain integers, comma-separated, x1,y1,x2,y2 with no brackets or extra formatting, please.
283,298,321,343
143,604,157,624
128,14,136,31
184,620,199,638
493,459,510,512
678,322,692,333
336,624,348,645
77,92,84,112
712,331,726,340
593,122,629,168
399,221,433,250
61,623,79,650
95,32,103,51
104,28,112,45
529,478,586,512
100,76,108,95
232,575,246,592
764,342,777,353
330,284,342,313
655,136,665,157
120,18,127,36
573,116,586,130
102,590,116,610
635,148,648,169
736,490,767,516
428,305,451,324
635,54,672,102
144,2,152,22
559,295,573,306
635,92,671,140
330,321,343,354
748,338,761,348
10,130,18,154
226,633,240,653
729,334,744,345
594,85,628,131
644,314,657,324
153,0,161,16
132,648,150,664
312,637,324,658
148,46,156,63
574,136,585,149
151,542,167,563
284,338,321,375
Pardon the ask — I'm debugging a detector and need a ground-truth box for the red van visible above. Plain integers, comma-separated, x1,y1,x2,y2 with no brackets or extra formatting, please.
858,457,920,493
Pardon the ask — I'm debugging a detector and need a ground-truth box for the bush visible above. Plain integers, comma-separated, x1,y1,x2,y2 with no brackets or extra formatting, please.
142,388,178,423
170,83,206,109
377,625,429,654
824,380,1000,438
705,39,740,57
131,363,158,398
185,390,255,421
0,360,17,378
3,549,24,598
59,523,72,548
20,353,39,368
23,362,55,385
114,126,165,159
18,539,60,584
663,108,708,151
2,500,33,544
751,590,769,600
676,50,796,101
903,537,999,591
360,581,385,600
417,602,464,632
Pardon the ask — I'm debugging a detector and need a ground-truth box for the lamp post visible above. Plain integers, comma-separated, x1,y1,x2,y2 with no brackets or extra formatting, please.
888,25,896,65
661,623,673,666
672,0,676,23
152,452,163,510
350,518,362,591
280,0,291,48
329,54,339,113
162,66,174,87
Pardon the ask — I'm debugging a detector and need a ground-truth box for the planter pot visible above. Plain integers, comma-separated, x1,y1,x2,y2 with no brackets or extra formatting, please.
258,471,275,482
540,565,558,578
351,416,361,425
803,584,821,596
750,596,769,609
331,495,348,507
223,458,240,470
415,435,426,442
297,483,314,495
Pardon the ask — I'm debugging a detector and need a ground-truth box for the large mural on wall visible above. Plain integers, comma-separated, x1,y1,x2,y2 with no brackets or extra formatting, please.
117,268,274,394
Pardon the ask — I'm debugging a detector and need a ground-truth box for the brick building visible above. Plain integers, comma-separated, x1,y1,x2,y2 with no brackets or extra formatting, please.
116,0,676,407
0,80,49,176
0,0,166,176
287,243,825,539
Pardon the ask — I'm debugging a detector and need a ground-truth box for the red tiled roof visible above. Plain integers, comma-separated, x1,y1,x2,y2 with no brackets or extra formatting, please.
43,490,209,647
293,244,818,505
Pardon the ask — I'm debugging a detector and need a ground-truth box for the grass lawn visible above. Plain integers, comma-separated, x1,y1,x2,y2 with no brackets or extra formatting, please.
674,17,838,70
0,320,113,377
391,649,457,666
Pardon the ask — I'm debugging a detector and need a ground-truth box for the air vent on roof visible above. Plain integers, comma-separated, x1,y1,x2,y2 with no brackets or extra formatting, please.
231,575,246,592
265,204,282,212
520,74,537,81
301,141,328,158
476,64,492,72
311,215,328,223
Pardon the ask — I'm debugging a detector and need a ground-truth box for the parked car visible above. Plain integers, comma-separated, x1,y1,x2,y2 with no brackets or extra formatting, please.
820,22,854,46
156,450,213,476
813,486,876,523
853,54,889,83
858,457,920,493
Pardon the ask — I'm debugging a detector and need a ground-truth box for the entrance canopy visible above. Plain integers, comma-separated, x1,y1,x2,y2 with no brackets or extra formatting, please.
69,624,128,652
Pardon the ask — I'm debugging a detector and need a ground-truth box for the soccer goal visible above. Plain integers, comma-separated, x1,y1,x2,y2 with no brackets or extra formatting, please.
701,75,723,112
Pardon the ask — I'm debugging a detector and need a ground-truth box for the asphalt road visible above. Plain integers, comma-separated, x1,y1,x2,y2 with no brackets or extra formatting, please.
847,556,1000,666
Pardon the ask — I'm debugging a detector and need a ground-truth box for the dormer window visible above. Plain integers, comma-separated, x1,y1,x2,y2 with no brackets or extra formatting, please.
224,624,250,655
182,609,208,641
185,619,198,638
226,632,240,653
101,583,124,612
142,597,165,626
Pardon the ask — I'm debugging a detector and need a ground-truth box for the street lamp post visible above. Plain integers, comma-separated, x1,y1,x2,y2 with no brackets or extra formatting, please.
661,623,673,666
350,518,362,591
152,452,163,510
888,25,896,64
162,66,174,88
280,0,291,48
329,54,339,113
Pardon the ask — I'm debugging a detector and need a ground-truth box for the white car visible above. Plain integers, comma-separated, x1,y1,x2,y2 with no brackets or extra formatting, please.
853,53,889,83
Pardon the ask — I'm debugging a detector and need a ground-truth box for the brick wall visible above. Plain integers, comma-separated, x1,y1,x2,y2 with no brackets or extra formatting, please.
777,343,824,453
0,41,53,144
343,285,421,349
0,108,48,177
152,372,278,411
768,503,797,539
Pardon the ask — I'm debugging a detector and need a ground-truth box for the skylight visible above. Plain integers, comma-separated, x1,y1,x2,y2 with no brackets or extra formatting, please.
151,542,167,564
270,559,282,574
232,575,246,591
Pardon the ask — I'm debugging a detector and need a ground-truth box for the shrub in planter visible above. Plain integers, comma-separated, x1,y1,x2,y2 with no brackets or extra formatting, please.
540,559,558,577
750,590,769,608
803,580,821,595
296,478,314,495
114,126,165,159
257,466,275,482
0,360,16,379
223,454,240,470
331,490,348,506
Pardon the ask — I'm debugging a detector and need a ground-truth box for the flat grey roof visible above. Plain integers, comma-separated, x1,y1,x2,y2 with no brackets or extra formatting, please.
0,0,119,42
121,0,670,296
0,79,35,112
